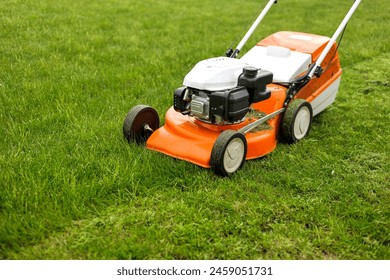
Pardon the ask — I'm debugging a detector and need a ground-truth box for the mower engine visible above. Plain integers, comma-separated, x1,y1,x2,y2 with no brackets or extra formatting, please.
174,57,273,124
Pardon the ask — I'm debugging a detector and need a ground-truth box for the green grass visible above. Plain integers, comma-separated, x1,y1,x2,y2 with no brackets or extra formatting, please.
0,0,389,259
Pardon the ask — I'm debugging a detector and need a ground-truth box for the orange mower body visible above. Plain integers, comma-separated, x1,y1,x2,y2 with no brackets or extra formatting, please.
146,32,342,168
123,0,361,176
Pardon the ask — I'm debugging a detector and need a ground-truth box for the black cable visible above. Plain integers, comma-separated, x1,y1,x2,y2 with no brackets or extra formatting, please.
284,23,349,106
321,23,348,74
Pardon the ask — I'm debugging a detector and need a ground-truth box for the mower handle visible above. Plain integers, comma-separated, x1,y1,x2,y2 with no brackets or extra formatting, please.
308,0,362,78
229,0,277,58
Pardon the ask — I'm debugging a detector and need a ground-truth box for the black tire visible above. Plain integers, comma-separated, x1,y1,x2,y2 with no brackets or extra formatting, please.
280,99,313,143
123,105,159,144
210,130,247,177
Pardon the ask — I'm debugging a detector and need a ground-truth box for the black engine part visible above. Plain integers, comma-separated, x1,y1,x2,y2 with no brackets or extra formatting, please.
174,87,190,114
238,66,273,103
210,86,249,123
173,66,274,124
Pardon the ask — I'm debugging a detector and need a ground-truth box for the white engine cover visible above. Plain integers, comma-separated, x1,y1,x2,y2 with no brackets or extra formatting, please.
183,57,249,91
241,45,312,83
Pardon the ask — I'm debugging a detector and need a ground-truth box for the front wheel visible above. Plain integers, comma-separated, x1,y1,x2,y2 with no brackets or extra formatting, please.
123,105,159,144
281,99,313,143
210,130,247,177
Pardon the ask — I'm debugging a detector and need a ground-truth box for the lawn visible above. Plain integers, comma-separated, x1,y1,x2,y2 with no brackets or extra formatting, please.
0,0,389,259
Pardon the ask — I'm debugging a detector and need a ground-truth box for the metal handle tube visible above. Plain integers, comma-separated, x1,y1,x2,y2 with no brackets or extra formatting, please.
238,108,285,134
308,0,362,78
233,0,277,57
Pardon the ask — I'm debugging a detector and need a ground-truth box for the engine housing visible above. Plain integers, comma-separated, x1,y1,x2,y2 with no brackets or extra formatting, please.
174,86,249,124
174,59,273,124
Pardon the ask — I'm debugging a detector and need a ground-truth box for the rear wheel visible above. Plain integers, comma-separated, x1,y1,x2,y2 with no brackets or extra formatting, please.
123,105,159,144
281,99,313,143
210,130,247,177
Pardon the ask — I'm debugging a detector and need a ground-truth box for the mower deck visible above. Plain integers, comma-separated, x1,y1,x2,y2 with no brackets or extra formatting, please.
146,85,286,168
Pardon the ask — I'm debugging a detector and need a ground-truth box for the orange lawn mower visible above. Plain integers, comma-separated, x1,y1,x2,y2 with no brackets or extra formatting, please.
123,0,361,176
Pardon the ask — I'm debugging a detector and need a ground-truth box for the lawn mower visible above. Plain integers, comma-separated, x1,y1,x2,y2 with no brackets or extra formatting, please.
123,0,361,176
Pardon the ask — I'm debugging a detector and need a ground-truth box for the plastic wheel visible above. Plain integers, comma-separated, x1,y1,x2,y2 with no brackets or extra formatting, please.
123,105,159,144
210,130,247,177
281,99,313,143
